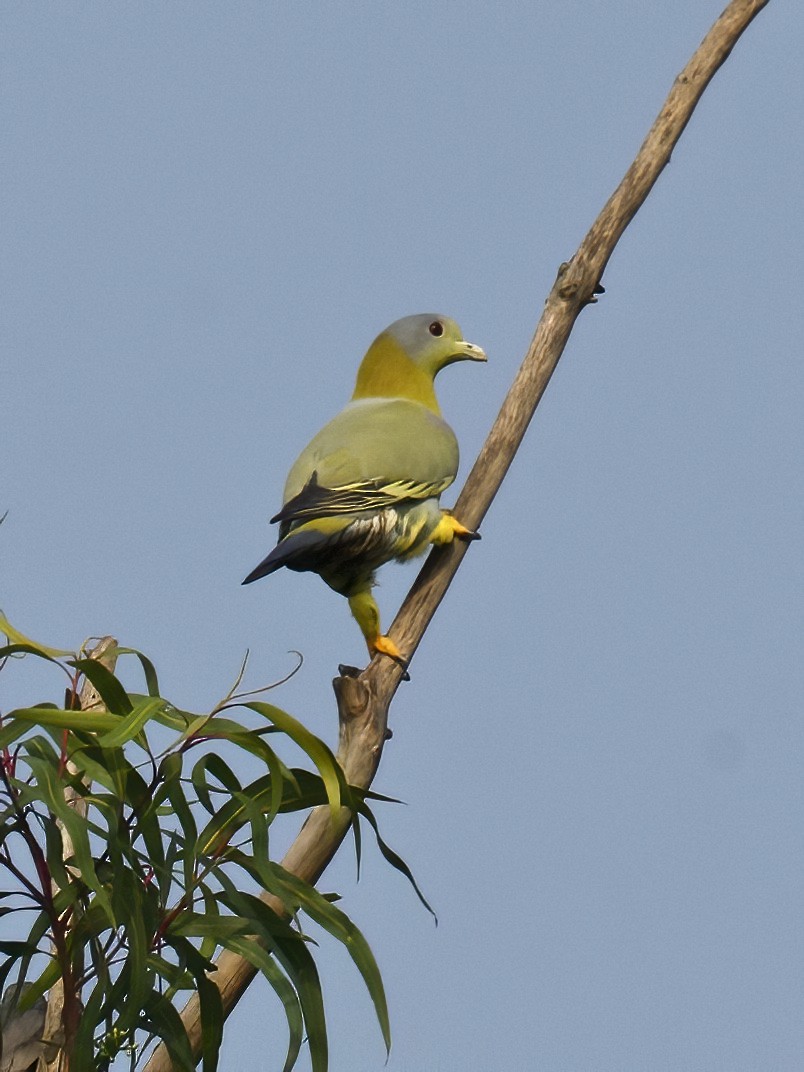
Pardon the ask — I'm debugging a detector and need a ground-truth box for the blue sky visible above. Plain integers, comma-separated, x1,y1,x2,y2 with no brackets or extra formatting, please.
3,2,802,1069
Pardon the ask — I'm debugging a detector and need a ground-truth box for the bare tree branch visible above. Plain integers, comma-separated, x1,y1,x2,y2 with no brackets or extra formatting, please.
144,1,771,1067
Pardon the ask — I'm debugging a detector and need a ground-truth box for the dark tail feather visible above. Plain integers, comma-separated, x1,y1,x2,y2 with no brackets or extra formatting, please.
242,546,285,585
243,524,337,585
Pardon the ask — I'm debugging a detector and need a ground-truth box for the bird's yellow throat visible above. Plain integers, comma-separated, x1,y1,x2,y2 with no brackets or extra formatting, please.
351,334,441,413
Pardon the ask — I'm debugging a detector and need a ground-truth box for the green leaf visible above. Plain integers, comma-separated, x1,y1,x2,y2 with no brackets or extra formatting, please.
0,613,72,657
260,960,304,1072
219,882,330,1072
199,723,289,783
3,706,122,733
168,913,250,940
109,870,153,1032
113,645,161,697
141,990,196,1072
254,861,391,1055
67,657,133,715
352,811,363,879
71,973,107,1070
18,956,60,1009
70,898,120,951
225,935,304,1072
190,753,242,809
23,744,114,924
66,742,125,795
0,718,30,750
359,803,437,922
147,949,195,993
160,754,197,893
241,788,270,863
191,731,295,829
277,769,329,810
126,767,168,887
97,695,166,747
145,700,197,733
194,765,328,854
162,829,186,896
196,779,266,855
43,813,72,891
24,901,56,955
193,964,224,1072
222,931,318,1072
242,701,347,820
0,940,36,956
190,758,218,816
1,630,399,1071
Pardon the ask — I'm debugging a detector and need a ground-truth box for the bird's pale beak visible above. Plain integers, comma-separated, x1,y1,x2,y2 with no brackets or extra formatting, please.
455,339,487,362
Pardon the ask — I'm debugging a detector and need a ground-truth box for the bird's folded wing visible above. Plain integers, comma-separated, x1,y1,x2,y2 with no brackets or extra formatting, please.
270,471,452,525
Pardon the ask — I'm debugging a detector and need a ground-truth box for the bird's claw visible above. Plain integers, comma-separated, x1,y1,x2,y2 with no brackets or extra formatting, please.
370,634,408,666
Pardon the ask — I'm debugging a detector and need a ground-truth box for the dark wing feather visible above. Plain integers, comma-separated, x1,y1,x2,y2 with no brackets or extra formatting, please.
270,470,445,526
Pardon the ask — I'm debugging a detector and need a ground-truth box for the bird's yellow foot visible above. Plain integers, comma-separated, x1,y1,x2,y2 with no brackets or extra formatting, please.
348,589,408,667
450,518,482,542
369,633,408,667
430,511,481,545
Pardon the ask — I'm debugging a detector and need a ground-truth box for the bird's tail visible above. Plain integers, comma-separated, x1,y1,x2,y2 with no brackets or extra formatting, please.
242,520,351,585
242,546,285,584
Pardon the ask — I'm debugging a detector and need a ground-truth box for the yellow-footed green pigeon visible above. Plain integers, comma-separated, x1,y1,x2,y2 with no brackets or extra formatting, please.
243,313,486,662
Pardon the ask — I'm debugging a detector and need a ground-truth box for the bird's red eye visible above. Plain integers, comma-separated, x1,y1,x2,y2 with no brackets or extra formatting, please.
428,321,444,337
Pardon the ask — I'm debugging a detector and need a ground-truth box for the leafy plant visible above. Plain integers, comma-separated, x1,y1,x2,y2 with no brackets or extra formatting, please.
0,615,399,1071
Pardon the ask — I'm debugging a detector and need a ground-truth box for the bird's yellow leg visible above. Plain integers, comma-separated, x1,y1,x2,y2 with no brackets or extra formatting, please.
429,510,481,546
347,590,406,664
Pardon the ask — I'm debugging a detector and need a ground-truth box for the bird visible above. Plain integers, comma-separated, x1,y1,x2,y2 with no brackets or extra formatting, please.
243,313,486,663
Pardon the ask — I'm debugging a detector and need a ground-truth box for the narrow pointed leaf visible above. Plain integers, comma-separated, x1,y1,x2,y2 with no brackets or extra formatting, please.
113,646,161,696
257,861,391,1054
359,803,437,922
141,991,196,1072
5,706,121,733
68,657,132,715
0,614,72,657
196,969,224,1072
0,719,29,750
97,695,166,747
242,701,346,819
224,929,326,1072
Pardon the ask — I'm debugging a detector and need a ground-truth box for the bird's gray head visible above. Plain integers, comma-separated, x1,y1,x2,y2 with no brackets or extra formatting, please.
382,314,486,373
352,313,486,404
